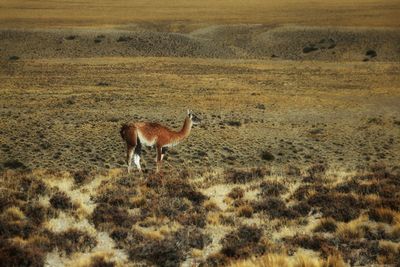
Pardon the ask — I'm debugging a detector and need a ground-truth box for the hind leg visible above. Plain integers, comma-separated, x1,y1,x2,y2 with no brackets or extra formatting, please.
126,145,134,173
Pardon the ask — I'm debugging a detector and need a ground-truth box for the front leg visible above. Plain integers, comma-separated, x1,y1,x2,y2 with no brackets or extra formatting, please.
161,147,168,160
156,145,163,173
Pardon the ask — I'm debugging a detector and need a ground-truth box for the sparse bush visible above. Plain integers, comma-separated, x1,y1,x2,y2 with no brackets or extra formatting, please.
286,165,301,176
225,120,242,127
314,218,337,233
8,55,20,61
54,228,97,255
368,208,395,224
237,205,254,218
0,239,45,267
288,234,336,257
91,203,136,229
308,193,364,222
49,191,73,210
228,187,244,199
117,36,132,42
202,253,228,267
303,45,318,53
129,233,186,267
225,167,269,184
366,49,377,58
220,225,265,259
65,35,77,40
253,197,299,219
259,181,287,197
73,169,91,184
260,150,275,161
3,160,26,169
164,178,207,204
89,255,115,267
305,163,327,181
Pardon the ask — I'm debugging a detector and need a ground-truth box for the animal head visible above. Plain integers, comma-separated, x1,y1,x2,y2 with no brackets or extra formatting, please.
187,109,201,125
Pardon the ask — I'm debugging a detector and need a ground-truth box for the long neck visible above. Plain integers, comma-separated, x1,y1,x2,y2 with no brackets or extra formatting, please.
172,117,192,143
179,117,193,138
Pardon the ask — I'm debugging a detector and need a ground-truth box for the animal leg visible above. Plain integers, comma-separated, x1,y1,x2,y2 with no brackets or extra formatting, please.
126,145,134,173
156,145,163,173
134,138,142,172
161,147,168,160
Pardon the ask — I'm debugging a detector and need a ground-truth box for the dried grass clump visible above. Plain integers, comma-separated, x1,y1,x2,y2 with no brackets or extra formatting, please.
49,191,73,210
307,193,364,222
91,203,137,230
228,187,245,199
228,253,346,267
253,197,299,219
72,169,92,185
287,235,336,257
259,181,288,197
237,205,254,218
164,177,208,204
377,241,400,265
54,228,97,255
89,254,116,267
368,208,396,224
220,225,265,259
129,227,210,267
314,218,337,233
303,164,327,182
0,238,45,267
225,167,270,184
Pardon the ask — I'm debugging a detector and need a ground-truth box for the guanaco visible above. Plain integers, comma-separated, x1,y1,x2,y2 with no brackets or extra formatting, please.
120,110,201,173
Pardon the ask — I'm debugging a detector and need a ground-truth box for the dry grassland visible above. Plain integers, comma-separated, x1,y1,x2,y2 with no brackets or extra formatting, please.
1,0,400,266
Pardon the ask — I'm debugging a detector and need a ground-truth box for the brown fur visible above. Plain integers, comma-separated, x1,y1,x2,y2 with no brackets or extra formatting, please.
120,113,195,173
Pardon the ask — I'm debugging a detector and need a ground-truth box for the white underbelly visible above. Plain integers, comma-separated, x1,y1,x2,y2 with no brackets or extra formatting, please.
138,132,156,147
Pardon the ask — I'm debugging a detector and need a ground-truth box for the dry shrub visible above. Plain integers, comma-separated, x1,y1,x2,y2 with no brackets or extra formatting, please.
377,241,400,265
292,201,312,216
286,165,301,176
202,252,229,267
307,193,364,222
91,203,137,229
54,228,97,255
237,205,254,218
228,187,245,199
253,197,299,219
287,235,336,257
49,191,73,210
303,164,327,182
314,218,337,233
164,177,208,204
259,181,288,197
204,200,221,212
111,227,144,248
368,208,396,224
0,215,35,239
0,238,45,267
225,167,270,184
73,169,91,185
129,227,210,267
220,225,265,259
23,203,47,226
89,255,116,267
229,253,346,267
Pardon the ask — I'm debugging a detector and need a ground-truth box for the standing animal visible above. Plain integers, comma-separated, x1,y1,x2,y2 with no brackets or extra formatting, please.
120,110,201,173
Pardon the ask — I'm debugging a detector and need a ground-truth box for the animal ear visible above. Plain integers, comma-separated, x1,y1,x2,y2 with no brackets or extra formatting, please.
187,109,190,115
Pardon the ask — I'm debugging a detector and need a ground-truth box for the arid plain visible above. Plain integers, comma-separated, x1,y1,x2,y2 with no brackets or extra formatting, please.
1,1,400,266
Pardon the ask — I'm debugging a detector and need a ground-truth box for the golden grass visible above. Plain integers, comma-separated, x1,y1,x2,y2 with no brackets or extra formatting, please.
229,252,347,267
0,0,399,28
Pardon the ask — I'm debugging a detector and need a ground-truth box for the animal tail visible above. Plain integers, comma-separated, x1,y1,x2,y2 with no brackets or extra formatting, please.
120,123,129,141
120,123,138,147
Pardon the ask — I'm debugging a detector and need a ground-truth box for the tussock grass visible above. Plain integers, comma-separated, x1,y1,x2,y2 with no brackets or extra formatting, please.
1,165,400,266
